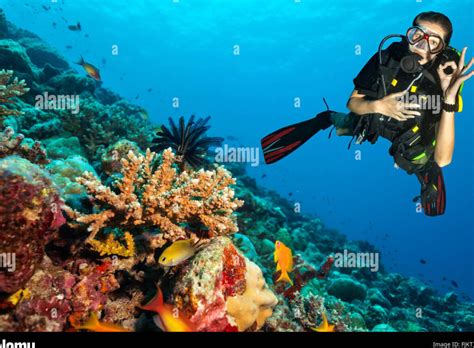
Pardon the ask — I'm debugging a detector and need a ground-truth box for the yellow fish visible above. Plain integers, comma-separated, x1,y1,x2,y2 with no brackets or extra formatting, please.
7,289,31,306
311,312,335,332
71,312,131,332
139,286,196,332
76,56,101,81
158,239,197,267
274,240,293,286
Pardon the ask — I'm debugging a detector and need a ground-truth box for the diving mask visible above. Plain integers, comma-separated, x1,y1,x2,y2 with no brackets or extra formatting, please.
406,26,446,54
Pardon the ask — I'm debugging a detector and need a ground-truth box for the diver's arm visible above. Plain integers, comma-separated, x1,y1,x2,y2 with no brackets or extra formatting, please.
346,90,379,115
347,89,420,121
435,47,474,167
434,109,455,167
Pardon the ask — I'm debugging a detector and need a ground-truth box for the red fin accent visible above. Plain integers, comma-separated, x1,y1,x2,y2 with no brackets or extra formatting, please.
265,141,302,162
139,287,163,314
262,127,296,148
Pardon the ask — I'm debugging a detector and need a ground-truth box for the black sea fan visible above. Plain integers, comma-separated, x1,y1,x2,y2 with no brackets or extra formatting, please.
151,115,223,170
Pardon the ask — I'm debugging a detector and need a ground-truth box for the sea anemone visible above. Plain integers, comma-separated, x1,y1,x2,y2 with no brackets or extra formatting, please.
151,115,223,171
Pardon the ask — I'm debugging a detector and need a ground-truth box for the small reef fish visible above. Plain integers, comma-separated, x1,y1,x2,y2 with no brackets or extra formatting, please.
68,22,82,31
139,287,195,332
158,239,198,267
420,259,427,264
76,56,101,81
451,280,459,288
311,312,335,332
71,312,131,332
274,240,293,286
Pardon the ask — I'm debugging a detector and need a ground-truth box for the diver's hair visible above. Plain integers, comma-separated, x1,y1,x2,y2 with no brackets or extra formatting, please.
413,11,453,46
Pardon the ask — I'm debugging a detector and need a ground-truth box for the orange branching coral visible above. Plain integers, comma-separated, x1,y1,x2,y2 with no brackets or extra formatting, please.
89,232,135,257
74,148,244,247
0,69,30,121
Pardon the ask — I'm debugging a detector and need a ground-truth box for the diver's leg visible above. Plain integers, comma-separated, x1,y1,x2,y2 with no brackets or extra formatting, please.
329,112,358,136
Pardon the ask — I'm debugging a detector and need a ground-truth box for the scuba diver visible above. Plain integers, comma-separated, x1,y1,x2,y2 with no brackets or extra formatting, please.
261,11,474,217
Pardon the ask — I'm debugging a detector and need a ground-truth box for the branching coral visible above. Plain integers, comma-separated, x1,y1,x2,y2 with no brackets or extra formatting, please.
0,127,49,165
0,69,30,123
71,148,244,248
89,232,135,258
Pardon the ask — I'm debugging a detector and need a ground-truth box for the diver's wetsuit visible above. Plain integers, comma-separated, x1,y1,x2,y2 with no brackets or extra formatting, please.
260,39,460,216
324,40,461,216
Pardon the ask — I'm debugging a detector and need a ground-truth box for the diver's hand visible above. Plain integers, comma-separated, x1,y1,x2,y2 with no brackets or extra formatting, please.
439,47,474,104
373,91,421,121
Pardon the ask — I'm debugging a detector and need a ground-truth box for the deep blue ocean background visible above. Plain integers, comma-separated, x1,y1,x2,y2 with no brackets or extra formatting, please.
3,0,473,299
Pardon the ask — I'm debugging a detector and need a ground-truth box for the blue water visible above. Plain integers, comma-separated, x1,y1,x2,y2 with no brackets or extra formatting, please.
3,0,474,299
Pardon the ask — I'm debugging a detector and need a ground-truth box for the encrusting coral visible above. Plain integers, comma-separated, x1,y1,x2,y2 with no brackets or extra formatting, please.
70,148,244,248
0,156,65,293
226,260,278,331
0,69,30,123
170,237,277,332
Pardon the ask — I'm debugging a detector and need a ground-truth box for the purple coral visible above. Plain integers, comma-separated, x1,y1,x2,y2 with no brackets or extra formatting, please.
0,156,65,293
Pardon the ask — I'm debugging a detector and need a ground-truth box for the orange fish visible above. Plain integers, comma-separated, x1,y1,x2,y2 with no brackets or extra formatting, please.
76,56,101,81
274,240,293,286
139,286,195,332
311,312,335,332
70,312,131,332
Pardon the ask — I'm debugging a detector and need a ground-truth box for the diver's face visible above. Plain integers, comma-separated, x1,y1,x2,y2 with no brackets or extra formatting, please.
408,20,447,65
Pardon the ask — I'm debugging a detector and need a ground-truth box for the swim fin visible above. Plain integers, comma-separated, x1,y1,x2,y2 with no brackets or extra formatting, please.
261,110,334,164
414,160,446,216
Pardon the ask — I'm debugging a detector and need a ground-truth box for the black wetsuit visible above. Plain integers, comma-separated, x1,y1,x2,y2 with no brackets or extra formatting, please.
331,40,460,216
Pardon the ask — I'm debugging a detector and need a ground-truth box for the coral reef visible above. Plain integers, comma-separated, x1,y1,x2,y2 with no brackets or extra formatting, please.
58,98,155,160
0,156,65,293
89,232,135,258
101,139,141,175
0,127,49,165
70,148,243,247
226,260,279,331
0,10,472,333
46,155,96,207
0,69,30,123
170,237,277,332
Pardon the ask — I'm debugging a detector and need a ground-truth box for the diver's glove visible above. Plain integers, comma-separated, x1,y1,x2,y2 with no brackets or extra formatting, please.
413,160,446,216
